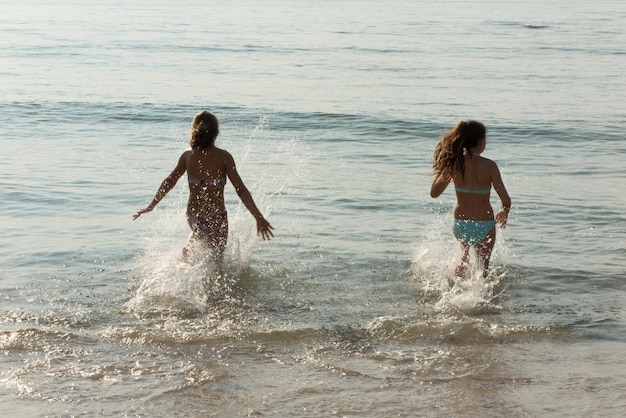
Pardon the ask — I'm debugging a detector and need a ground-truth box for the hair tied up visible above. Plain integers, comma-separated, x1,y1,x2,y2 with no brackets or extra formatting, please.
194,128,216,135
190,111,220,150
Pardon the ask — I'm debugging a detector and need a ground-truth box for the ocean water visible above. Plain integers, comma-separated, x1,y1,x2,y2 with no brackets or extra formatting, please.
1,1,626,417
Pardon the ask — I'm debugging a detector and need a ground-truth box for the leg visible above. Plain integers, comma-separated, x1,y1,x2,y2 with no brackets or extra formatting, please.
455,242,471,279
477,227,496,278
205,218,228,272
182,233,194,262
452,219,471,279
184,213,228,272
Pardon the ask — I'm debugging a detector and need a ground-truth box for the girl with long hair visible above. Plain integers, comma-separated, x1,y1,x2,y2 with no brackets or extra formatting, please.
430,120,511,278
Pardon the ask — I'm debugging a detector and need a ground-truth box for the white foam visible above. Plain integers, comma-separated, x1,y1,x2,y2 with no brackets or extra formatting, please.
126,250,214,316
410,214,508,312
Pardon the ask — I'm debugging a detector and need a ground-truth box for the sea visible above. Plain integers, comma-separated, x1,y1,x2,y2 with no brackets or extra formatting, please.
1,1,625,417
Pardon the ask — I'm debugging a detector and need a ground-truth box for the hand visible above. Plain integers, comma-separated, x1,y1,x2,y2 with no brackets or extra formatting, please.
133,207,152,220
496,209,509,228
256,218,274,240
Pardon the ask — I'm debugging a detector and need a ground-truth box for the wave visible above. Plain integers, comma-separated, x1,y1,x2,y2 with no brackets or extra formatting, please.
98,310,570,351
0,328,91,351
1,100,622,149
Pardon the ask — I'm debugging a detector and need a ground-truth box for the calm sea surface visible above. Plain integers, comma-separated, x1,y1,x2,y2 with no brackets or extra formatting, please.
1,1,626,417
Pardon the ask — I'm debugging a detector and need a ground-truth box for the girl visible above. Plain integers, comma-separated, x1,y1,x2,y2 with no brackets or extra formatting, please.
133,111,273,269
430,120,510,278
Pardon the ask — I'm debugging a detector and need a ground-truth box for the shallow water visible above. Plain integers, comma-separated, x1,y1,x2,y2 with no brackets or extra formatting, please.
2,1,626,417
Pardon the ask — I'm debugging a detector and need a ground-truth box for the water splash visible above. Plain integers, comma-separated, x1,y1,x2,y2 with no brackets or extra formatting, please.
128,115,299,317
437,263,502,313
410,214,508,313
126,250,215,317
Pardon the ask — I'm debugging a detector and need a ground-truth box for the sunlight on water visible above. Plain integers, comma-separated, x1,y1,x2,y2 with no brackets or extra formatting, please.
3,0,626,414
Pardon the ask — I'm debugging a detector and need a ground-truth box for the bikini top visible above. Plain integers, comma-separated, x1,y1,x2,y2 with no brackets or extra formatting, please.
455,186,491,195
188,177,227,187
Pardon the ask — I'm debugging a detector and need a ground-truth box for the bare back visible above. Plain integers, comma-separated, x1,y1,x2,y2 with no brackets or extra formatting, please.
183,148,230,216
452,155,497,221
133,110,274,252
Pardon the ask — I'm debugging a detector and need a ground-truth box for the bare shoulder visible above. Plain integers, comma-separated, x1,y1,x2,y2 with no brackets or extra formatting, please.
180,148,193,160
217,147,232,154
214,147,235,163
479,156,498,169
177,149,192,165
483,157,504,178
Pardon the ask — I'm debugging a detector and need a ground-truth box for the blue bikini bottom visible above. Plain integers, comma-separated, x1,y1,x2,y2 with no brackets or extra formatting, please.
453,219,496,246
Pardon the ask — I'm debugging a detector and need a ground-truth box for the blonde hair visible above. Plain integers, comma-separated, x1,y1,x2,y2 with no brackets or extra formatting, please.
190,111,220,150
432,120,486,180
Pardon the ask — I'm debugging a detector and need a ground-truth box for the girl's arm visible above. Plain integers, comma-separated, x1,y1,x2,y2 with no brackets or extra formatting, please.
133,152,188,220
430,173,451,198
225,152,274,240
490,162,511,228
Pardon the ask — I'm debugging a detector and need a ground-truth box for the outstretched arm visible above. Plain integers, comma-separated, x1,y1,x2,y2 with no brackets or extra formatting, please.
133,152,188,220
491,162,511,228
225,153,274,240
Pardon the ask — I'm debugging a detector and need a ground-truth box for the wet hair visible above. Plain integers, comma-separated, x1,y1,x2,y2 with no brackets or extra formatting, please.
432,120,487,180
189,111,220,150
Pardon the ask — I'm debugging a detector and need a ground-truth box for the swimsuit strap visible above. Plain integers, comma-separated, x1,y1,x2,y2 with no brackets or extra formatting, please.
188,177,227,187
455,186,491,194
